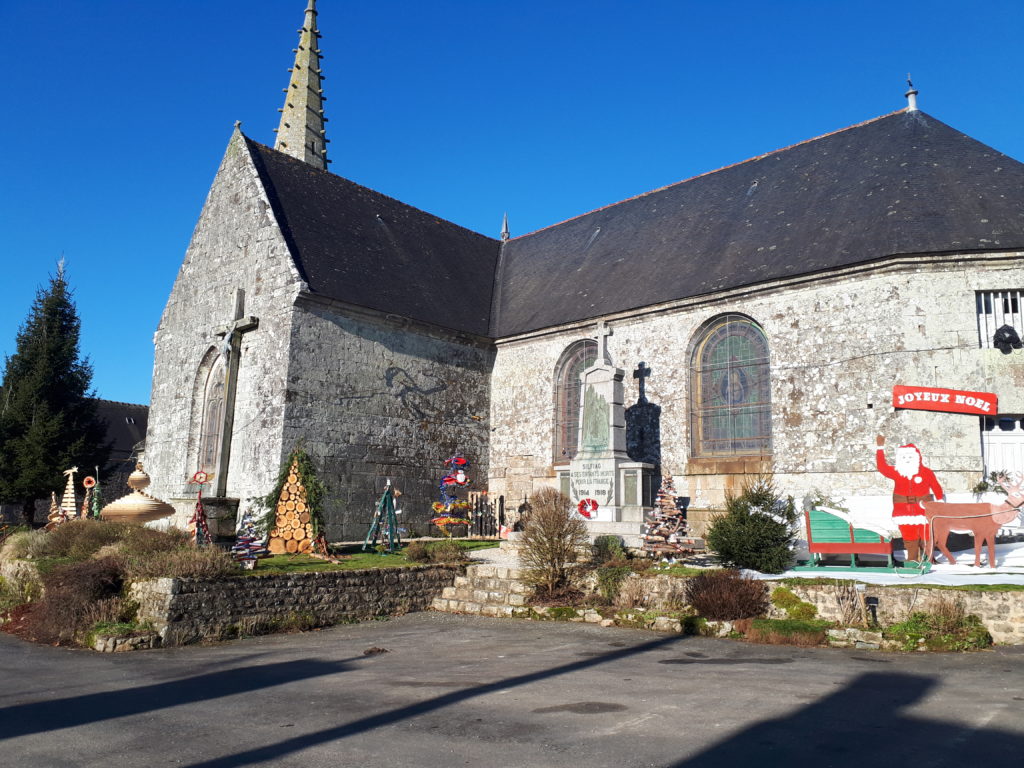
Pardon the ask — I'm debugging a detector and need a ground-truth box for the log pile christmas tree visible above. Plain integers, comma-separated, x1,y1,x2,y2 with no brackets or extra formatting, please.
263,447,328,556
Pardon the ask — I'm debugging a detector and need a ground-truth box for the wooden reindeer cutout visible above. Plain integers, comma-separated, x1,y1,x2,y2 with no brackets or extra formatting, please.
922,474,1024,568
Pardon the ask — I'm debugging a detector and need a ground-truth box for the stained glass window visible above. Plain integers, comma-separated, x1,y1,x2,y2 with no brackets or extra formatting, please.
553,339,598,463
690,316,771,456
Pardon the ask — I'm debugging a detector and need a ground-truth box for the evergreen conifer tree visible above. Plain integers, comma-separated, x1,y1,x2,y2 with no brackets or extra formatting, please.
0,262,108,524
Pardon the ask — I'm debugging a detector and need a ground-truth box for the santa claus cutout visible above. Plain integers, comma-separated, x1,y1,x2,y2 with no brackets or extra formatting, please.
875,434,943,565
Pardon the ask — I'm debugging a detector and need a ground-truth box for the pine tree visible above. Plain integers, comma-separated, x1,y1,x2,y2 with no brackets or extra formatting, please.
0,262,109,524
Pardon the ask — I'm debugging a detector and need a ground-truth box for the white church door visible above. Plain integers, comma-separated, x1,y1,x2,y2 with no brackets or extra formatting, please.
981,416,1024,475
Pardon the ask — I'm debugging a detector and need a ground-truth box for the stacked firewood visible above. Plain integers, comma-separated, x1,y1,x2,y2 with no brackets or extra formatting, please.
641,475,696,557
268,460,315,555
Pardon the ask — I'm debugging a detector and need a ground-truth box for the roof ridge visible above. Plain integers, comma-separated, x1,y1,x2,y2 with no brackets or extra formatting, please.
510,108,910,241
91,397,148,408
244,136,501,244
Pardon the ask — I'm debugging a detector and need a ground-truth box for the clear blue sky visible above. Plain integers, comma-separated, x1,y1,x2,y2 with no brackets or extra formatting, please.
1,0,1022,405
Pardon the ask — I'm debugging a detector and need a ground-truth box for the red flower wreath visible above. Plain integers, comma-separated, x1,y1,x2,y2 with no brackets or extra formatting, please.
577,498,599,519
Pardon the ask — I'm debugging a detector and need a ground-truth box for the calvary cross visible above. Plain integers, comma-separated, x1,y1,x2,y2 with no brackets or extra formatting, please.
596,321,613,364
213,288,259,497
634,361,651,403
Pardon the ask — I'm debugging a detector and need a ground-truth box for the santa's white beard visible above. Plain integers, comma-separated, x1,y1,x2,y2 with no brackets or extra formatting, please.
895,452,920,479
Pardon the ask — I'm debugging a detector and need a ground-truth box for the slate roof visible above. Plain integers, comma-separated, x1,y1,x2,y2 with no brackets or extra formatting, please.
92,399,148,465
241,111,1024,340
493,110,1024,336
246,138,501,337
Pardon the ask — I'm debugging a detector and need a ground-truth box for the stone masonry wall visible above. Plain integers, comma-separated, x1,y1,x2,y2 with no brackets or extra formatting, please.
129,564,461,646
146,129,305,526
283,300,494,541
489,254,1024,511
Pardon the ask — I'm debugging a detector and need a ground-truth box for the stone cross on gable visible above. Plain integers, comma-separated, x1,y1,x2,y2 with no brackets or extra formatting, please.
596,321,613,364
213,288,259,497
633,361,651,403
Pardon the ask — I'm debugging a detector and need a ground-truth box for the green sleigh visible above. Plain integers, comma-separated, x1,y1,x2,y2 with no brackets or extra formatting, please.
794,507,930,573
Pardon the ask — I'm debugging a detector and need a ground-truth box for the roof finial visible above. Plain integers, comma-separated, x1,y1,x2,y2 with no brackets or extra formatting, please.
904,73,919,112
500,212,510,242
274,0,330,170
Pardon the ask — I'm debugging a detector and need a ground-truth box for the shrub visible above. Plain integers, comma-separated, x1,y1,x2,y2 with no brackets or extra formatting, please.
0,529,50,560
520,488,589,596
403,541,430,563
884,597,992,652
425,539,467,563
705,477,797,573
592,535,624,564
771,586,818,620
26,557,128,643
123,547,238,580
684,569,768,620
613,576,648,609
595,565,631,602
747,618,830,646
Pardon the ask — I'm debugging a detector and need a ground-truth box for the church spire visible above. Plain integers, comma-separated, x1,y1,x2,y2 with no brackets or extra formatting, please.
273,0,330,170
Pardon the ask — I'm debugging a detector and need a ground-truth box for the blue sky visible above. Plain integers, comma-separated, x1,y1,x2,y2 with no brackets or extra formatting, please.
1,0,1022,405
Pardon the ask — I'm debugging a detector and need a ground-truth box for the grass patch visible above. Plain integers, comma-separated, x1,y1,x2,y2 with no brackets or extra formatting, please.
250,540,497,575
654,564,718,578
748,617,831,646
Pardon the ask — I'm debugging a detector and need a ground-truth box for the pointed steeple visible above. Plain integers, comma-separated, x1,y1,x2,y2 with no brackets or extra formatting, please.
273,0,330,170
500,212,510,242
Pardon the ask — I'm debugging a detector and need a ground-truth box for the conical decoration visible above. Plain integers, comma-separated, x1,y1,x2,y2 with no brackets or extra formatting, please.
60,467,78,518
100,463,176,525
267,459,317,555
45,491,67,531
642,474,694,557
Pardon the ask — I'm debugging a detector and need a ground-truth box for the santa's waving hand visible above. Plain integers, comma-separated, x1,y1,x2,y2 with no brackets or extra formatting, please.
875,434,943,564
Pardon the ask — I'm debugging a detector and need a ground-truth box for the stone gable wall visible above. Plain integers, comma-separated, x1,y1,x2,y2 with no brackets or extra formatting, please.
129,564,461,646
282,301,494,540
488,255,1024,510
146,131,305,525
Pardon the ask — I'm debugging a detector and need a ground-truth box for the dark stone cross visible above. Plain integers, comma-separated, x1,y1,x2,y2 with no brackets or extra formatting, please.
633,361,651,403
213,288,259,497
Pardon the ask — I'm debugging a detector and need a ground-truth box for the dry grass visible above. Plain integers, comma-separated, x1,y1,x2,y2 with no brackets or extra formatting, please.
123,547,238,580
613,576,649,609
0,529,50,561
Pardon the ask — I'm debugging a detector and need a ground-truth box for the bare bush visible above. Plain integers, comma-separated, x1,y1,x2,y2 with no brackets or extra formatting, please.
0,529,50,561
26,557,126,642
684,569,769,620
613,576,649,609
123,547,237,580
520,488,589,596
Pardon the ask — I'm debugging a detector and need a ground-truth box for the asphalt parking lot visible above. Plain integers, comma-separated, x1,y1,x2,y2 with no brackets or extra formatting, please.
2,612,1023,767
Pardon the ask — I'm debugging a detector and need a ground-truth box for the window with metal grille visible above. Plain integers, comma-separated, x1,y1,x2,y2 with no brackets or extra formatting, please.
976,289,1023,348
690,315,772,457
553,339,598,463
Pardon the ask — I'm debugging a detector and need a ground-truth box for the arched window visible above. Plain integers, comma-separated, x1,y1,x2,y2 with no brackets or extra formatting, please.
198,354,227,473
689,315,771,457
553,339,598,463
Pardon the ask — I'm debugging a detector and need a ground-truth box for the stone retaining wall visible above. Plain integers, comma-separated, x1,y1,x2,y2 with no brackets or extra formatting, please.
130,564,462,646
584,572,1024,645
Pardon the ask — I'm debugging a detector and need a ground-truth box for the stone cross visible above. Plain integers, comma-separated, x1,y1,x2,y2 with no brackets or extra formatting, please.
633,361,651,403
596,321,613,364
213,288,259,497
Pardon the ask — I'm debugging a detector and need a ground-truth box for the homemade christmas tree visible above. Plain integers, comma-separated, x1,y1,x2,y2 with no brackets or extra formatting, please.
263,448,329,556
231,510,269,568
642,475,694,557
430,454,472,537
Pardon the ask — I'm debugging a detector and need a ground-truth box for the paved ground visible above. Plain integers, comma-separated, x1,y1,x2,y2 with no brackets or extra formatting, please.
2,613,1023,768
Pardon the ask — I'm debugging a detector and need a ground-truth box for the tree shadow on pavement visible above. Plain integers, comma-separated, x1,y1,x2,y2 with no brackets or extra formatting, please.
0,657,357,740
668,671,1024,767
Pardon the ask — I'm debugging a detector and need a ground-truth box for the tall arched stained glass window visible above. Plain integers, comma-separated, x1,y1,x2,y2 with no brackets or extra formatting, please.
553,339,598,463
689,315,771,457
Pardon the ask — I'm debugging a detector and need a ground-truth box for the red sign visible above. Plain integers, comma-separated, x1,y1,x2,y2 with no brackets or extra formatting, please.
892,385,997,416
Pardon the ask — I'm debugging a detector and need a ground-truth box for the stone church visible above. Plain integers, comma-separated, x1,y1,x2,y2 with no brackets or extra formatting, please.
145,1,1024,541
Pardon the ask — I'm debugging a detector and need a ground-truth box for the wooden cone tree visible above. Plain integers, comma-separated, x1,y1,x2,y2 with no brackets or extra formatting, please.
262,447,328,557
